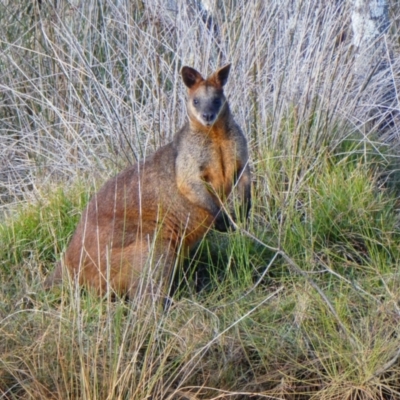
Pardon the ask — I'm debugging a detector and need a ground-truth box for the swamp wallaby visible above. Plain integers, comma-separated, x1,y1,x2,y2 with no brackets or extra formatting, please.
45,64,251,297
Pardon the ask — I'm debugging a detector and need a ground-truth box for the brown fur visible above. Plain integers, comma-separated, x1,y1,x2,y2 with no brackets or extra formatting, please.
44,64,251,297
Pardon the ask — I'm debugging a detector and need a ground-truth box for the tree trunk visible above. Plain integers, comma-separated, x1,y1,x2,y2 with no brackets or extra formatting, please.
351,0,389,76
350,0,399,140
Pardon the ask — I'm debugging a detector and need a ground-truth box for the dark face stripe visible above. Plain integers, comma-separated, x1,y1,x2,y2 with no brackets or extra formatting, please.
189,84,226,126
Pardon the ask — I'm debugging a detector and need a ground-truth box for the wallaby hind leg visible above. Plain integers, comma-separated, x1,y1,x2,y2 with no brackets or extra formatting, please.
109,239,176,300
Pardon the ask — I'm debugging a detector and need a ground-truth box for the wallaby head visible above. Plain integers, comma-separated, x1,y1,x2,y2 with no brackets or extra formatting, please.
181,64,231,127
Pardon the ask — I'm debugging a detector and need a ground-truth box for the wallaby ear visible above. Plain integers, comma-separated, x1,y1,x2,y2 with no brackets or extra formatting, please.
181,66,204,88
214,64,231,87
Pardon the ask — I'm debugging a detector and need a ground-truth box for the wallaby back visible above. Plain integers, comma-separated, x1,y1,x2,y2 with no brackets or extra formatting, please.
45,64,251,298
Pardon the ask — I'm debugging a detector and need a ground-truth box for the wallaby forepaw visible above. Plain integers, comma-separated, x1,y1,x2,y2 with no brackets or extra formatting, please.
214,212,234,232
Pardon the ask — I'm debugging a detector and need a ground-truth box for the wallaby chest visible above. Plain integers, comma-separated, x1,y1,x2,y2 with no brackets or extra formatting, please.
199,134,238,196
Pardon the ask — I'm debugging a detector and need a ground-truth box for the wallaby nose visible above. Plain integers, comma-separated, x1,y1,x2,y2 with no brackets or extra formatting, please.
202,113,215,123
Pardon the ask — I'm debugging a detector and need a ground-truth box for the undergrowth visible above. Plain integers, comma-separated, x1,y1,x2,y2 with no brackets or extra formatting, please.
1,0,400,399
2,137,400,399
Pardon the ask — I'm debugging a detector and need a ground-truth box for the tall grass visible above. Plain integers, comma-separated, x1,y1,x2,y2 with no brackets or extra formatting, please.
1,0,400,398
1,0,398,203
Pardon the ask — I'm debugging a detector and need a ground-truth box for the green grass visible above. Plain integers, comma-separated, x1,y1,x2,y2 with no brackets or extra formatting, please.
0,185,90,268
2,137,400,399
2,0,400,398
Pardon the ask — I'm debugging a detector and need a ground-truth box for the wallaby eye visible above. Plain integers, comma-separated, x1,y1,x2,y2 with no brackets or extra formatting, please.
213,98,221,106
193,99,199,106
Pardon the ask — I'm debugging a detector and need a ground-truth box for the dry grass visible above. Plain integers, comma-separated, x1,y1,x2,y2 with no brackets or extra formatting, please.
1,0,400,399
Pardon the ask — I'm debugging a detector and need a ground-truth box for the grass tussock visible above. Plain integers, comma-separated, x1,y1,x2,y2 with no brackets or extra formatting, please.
1,0,400,399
